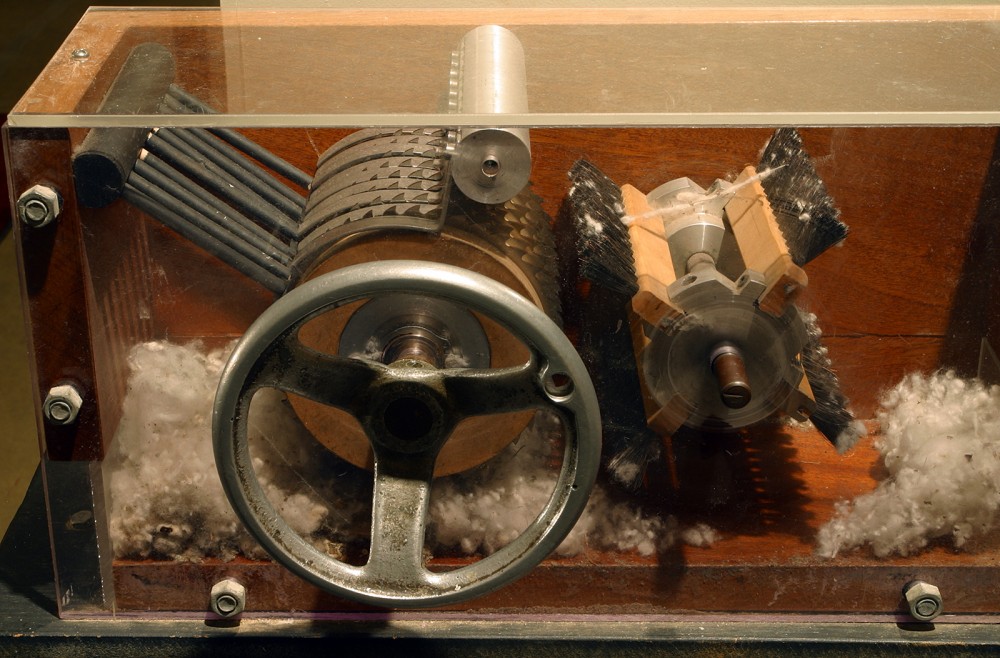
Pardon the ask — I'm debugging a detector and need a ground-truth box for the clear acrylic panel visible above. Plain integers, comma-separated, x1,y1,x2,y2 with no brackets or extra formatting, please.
6,6,1000,622
8,6,1000,127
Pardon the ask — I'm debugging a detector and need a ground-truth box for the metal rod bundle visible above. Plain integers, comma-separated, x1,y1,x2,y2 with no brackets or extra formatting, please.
115,87,320,293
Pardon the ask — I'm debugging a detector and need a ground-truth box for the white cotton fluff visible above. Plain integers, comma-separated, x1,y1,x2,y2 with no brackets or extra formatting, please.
108,341,365,561
680,522,721,548
110,341,702,562
428,414,691,558
816,371,1000,558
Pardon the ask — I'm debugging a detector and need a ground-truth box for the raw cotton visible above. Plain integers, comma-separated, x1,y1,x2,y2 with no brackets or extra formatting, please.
816,371,1000,558
109,341,702,562
108,341,368,561
428,413,688,558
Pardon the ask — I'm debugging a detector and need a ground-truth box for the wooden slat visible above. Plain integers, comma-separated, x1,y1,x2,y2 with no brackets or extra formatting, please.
9,128,107,461
724,166,808,314
620,183,682,326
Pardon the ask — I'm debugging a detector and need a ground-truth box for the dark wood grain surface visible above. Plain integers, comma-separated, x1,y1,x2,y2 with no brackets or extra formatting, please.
14,121,1000,613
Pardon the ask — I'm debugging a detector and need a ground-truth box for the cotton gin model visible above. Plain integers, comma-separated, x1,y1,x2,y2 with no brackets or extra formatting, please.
64,27,600,608
13,6,1000,624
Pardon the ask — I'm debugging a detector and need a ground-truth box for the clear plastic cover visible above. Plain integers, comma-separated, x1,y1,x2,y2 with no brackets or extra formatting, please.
6,6,1000,621
8,6,1000,127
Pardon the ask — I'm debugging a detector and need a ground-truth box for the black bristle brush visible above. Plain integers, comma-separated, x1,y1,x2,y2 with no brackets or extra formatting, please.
759,128,848,266
800,311,865,453
759,130,861,448
567,160,639,297
563,160,660,488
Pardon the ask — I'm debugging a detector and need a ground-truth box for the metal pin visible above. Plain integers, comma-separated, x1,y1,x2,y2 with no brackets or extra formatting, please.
711,343,752,409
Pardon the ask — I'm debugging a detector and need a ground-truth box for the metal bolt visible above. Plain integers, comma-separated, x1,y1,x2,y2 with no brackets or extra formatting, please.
210,578,246,618
17,185,62,228
72,48,90,60
43,384,83,426
903,580,943,622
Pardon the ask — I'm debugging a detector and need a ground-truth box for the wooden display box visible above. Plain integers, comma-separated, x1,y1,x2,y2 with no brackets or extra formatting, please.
5,7,1000,620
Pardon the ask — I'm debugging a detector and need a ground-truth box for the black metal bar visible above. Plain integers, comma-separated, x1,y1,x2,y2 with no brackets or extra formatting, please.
72,43,176,207
126,170,290,283
168,84,313,191
140,150,294,257
146,131,299,241
209,129,314,193
123,184,287,294
161,95,307,212
189,125,306,211
162,127,307,217
135,156,293,266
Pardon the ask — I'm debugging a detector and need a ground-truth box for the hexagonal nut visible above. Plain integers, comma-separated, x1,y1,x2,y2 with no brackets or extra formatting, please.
43,384,83,426
210,578,246,618
904,581,943,622
17,185,62,228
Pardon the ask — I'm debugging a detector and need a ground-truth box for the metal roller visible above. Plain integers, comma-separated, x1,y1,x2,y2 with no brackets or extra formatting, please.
285,127,561,476
450,25,532,205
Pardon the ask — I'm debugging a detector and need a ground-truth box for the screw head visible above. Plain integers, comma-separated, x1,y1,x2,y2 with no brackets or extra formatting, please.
43,384,83,426
210,578,246,618
17,185,61,228
72,48,90,60
904,580,943,622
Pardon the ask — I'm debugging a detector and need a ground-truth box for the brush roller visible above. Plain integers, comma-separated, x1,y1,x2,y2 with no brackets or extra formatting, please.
564,131,860,487
632,172,816,434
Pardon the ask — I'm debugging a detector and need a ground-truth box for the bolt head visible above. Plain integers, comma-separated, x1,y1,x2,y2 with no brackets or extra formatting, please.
210,578,246,618
17,185,61,228
44,384,83,426
904,581,942,622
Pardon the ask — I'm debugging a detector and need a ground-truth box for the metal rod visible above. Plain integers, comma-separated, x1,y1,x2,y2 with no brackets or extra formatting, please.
163,125,307,215
135,155,294,265
123,184,287,294
164,126,305,218
162,94,307,212
141,149,294,258
146,130,299,241
167,84,313,190
127,169,291,282
163,94,306,209
710,343,752,410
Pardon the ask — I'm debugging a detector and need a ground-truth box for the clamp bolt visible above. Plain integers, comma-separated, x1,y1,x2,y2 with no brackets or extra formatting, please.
903,580,943,622
210,578,246,618
17,185,62,228
43,384,83,426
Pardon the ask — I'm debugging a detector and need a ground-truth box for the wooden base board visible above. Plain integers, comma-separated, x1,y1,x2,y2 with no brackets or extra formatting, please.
111,426,1000,616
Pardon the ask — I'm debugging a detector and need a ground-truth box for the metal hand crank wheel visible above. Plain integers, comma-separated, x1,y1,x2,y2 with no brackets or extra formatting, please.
213,260,601,608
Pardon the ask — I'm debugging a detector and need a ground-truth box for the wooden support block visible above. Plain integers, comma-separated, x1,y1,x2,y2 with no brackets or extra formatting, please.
620,183,683,326
725,166,808,315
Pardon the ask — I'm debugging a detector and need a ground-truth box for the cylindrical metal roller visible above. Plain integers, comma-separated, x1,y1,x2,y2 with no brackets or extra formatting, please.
451,25,532,205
